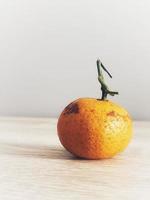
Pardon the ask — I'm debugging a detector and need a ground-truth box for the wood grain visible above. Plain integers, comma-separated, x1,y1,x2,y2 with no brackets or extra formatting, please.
0,117,149,200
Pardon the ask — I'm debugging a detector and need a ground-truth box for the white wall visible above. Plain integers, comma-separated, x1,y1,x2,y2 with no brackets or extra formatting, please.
0,0,149,120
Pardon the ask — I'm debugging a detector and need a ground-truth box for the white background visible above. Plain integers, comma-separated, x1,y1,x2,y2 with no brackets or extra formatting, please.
0,0,149,120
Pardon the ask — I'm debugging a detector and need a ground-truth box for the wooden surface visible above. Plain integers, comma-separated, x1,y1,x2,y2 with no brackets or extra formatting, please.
0,117,150,200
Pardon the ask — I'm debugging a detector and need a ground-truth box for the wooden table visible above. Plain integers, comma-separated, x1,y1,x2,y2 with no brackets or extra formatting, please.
0,117,149,200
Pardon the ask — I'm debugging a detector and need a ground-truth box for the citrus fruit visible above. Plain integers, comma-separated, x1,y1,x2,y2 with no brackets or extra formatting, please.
57,59,133,159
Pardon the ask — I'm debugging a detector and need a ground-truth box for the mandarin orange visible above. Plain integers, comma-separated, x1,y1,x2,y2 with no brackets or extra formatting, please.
57,59,133,159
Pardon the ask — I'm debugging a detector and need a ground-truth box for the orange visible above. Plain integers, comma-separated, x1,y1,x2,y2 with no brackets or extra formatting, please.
57,59,133,159
57,98,132,159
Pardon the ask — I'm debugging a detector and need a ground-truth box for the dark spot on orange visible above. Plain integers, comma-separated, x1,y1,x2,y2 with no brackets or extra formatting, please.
107,111,116,117
107,111,129,120
90,109,95,113
64,102,79,115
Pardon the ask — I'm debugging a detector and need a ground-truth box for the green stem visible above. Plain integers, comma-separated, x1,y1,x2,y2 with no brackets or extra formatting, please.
96,59,119,100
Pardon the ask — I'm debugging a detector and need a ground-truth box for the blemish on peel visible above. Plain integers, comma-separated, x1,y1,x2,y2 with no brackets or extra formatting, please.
64,102,79,115
107,111,116,117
